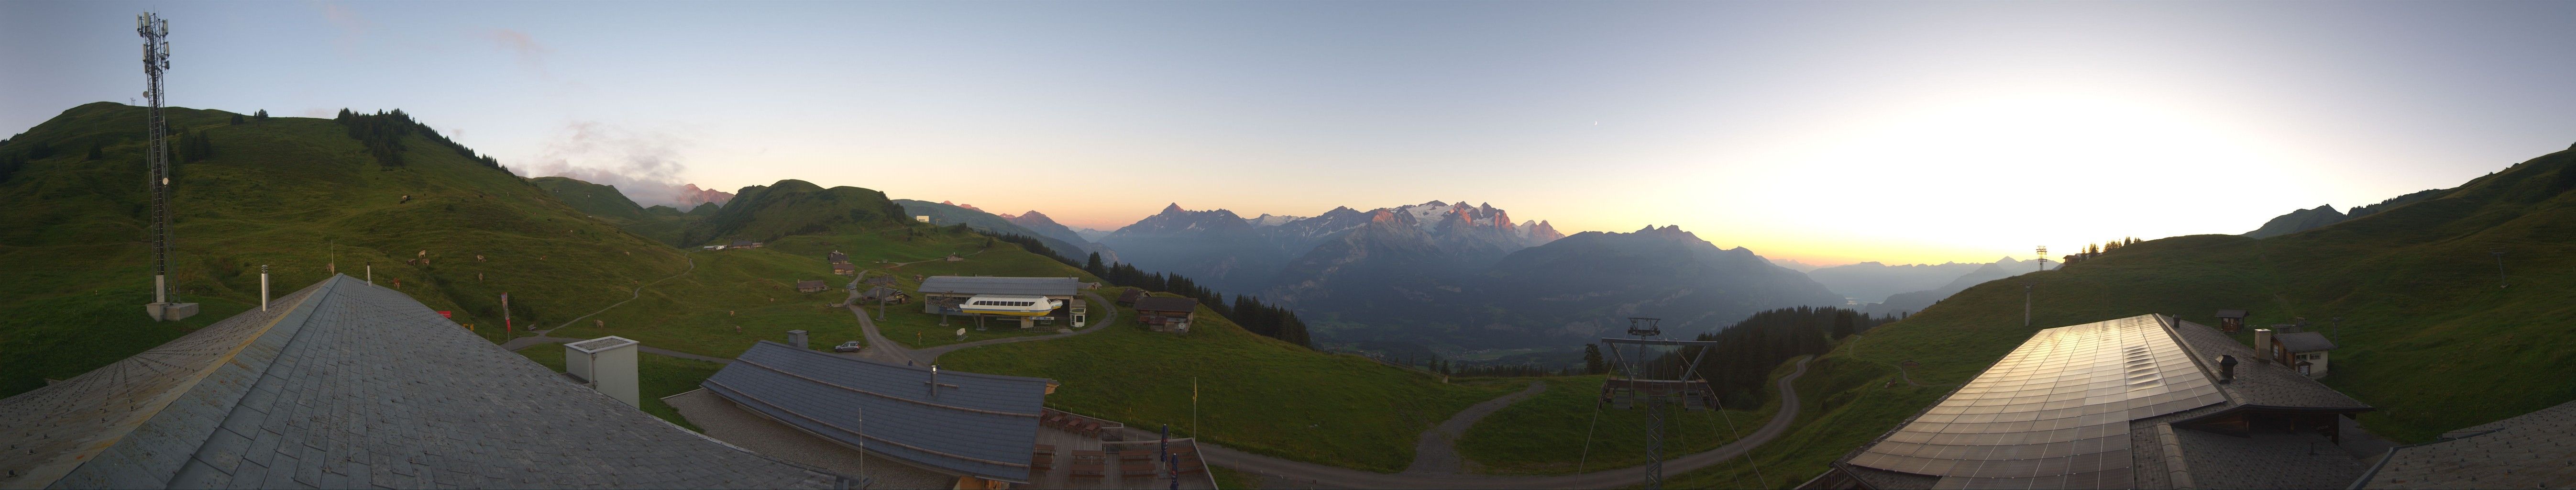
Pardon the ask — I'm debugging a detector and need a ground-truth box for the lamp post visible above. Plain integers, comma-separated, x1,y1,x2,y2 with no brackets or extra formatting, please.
2021,281,2036,327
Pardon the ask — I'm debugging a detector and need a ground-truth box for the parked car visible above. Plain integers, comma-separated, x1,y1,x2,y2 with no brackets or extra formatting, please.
833,340,862,352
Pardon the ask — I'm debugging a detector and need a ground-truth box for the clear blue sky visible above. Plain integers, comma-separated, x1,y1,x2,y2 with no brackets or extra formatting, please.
7,1,2574,265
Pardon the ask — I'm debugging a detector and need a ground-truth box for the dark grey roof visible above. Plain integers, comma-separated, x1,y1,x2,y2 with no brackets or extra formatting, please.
1131,297,1199,313
2216,309,2248,318
2275,331,2336,352
2162,423,2362,489
2168,320,2367,410
917,276,1078,297
0,275,843,489
702,341,1051,483
2359,398,2576,489
796,280,829,288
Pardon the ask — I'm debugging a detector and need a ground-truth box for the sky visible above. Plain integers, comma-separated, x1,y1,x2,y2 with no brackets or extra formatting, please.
7,1,2575,266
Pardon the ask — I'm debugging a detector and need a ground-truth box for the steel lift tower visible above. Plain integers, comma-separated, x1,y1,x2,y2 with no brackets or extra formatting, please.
1599,317,1721,489
139,12,196,322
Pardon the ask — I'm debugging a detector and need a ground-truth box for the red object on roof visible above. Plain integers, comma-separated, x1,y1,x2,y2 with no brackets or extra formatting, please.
438,311,452,318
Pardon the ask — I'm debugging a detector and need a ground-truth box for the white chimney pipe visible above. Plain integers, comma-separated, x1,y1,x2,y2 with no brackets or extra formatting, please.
260,265,269,311
366,265,372,284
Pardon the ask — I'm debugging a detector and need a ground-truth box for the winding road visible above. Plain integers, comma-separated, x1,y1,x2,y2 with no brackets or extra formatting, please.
1403,380,1550,475
1203,356,1816,489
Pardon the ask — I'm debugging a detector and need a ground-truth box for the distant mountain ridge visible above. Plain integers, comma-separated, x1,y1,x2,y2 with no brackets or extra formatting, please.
1101,200,1567,295
1297,224,1843,350
2243,189,2448,238
893,200,1105,262
1804,260,1990,303
1863,256,2051,316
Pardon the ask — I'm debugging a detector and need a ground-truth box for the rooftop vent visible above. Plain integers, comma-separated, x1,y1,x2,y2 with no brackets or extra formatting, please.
788,329,808,349
2218,355,2238,383
565,336,641,408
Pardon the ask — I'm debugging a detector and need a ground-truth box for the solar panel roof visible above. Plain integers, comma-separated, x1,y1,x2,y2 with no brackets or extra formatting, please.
1848,314,2228,489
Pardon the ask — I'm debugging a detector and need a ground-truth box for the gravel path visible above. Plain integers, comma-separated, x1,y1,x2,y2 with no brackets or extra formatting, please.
1402,380,1549,475
1210,356,1815,489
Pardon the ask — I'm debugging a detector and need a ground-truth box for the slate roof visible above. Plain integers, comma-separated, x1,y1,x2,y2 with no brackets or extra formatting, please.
702,342,1051,483
795,280,829,290
916,276,1079,297
2275,331,2337,353
1820,314,2373,490
0,275,845,489
2166,320,2367,410
2358,398,2576,489
1131,297,1199,314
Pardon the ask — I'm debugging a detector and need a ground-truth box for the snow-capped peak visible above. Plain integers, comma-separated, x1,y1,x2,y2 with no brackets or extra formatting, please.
1244,213,1309,228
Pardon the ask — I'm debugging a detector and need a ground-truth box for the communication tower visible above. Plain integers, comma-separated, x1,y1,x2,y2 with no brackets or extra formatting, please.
2035,245,2049,271
139,12,197,321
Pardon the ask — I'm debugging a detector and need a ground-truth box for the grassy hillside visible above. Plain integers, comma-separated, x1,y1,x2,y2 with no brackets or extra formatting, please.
535,226,1091,358
1668,146,2576,487
940,290,1531,473
679,179,909,246
1454,374,1775,475
893,199,1089,262
531,175,704,245
0,102,691,397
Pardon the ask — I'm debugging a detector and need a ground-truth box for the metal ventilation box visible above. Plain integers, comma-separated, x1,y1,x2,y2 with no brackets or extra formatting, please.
565,336,641,408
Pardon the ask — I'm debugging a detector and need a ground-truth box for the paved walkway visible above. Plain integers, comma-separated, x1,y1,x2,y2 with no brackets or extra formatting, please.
1402,380,1549,475
1205,356,1814,489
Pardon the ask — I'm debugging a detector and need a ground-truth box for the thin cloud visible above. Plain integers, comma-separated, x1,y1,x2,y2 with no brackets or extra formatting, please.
516,121,702,209
312,1,368,55
484,28,551,77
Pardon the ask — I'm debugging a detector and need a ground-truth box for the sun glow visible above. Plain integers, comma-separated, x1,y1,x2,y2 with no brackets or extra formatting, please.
1685,91,2324,265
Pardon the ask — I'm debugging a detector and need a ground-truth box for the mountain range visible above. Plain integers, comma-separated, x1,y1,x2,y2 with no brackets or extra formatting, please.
893,199,1113,263
1089,199,1834,351
1802,260,1992,303
1860,256,2049,316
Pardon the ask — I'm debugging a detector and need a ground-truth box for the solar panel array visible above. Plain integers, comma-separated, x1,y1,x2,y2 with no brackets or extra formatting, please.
1849,315,2227,489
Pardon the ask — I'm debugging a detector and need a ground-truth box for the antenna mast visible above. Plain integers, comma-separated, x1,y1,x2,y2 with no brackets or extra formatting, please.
139,12,194,321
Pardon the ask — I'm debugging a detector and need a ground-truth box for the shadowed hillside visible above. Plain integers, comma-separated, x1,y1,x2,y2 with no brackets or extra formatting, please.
0,102,694,397
1670,144,2576,487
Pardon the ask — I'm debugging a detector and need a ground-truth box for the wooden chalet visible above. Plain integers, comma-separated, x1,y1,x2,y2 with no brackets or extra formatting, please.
1130,297,1197,333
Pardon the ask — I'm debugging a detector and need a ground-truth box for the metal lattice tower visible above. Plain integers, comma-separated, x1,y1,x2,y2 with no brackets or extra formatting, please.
140,12,174,306
1599,317,1719,490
